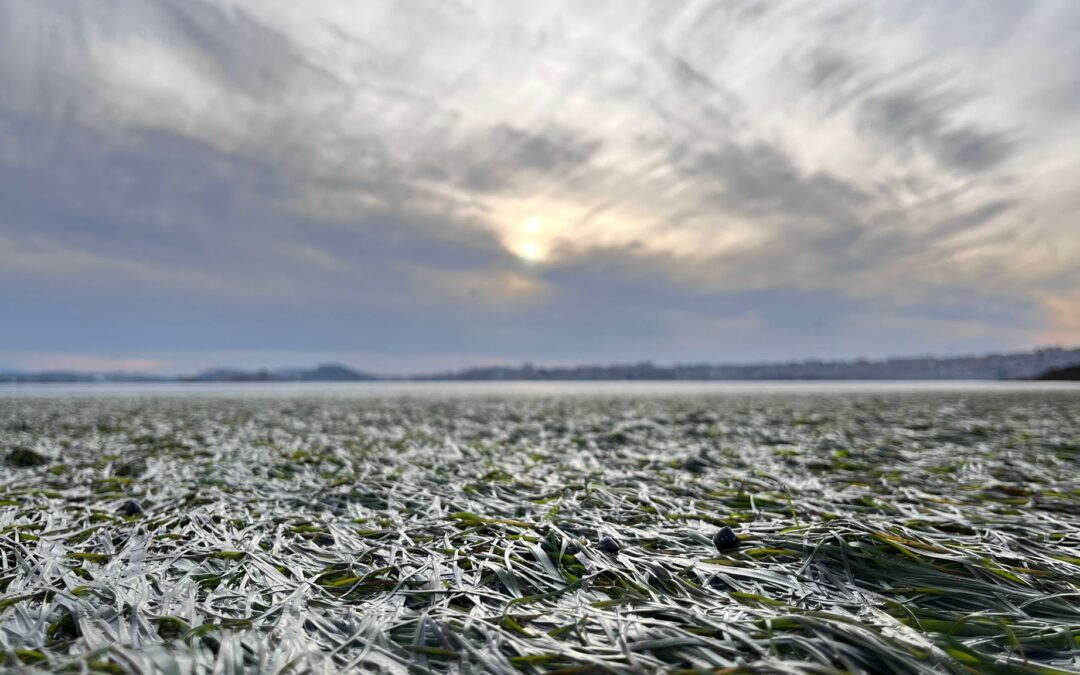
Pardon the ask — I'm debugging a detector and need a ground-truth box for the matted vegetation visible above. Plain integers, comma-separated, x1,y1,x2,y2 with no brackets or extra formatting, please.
1,389,1079,673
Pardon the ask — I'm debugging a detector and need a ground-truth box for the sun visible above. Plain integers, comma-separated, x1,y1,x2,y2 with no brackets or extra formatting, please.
517,239,542,262
509,217,548,263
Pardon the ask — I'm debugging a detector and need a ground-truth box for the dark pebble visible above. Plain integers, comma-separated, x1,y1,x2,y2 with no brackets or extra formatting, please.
117,499,144,517
597,536,620,553
713,526,739,551
682,456,709,473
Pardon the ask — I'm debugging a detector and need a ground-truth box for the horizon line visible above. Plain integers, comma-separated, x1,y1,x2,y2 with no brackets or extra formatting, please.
2,344,1078,379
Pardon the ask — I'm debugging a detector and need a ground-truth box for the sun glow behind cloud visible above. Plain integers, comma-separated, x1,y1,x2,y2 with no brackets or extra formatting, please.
507,217,547,262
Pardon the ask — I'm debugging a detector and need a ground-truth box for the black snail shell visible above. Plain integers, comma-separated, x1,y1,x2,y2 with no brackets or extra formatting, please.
117,499,144,517
713,526,739,551
597,536,620,553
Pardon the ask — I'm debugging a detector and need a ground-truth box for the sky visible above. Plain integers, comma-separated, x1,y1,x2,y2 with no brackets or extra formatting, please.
1,1,1079,374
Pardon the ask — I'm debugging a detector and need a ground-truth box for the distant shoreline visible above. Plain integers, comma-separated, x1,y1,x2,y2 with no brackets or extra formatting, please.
2,346,1079,384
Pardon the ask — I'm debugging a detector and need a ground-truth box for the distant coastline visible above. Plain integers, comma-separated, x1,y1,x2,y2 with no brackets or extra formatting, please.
3,347,1079,383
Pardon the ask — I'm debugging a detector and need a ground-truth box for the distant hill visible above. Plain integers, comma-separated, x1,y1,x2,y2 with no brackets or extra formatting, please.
0,363,376,384
1034,364,1080,381
3,348,1080,383
424,348,1080,381
0,370,163,383
183,363,376,382
298,364,376,381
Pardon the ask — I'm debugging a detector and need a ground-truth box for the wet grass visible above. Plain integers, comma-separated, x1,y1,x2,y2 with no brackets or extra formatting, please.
1,390,1079,673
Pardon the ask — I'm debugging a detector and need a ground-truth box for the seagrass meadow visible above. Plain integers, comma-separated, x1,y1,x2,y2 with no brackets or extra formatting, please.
1,386,1080,674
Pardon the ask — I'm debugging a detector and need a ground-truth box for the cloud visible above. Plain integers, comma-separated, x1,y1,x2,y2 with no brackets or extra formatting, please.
689,140,869,237
858,87,1015,173
1,0,1079,368
454,125,603,194
146,0,318,97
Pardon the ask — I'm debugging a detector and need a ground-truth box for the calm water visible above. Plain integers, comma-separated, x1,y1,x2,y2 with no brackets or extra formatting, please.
1,379,1077,398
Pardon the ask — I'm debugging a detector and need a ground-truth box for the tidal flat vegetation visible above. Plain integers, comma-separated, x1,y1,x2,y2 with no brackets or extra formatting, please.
1,390,1079,673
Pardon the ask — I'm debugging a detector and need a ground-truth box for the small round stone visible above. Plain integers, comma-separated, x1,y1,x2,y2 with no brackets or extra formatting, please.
713,526,739,551
597,536,620,553
682,456,709,473
117,499,144,517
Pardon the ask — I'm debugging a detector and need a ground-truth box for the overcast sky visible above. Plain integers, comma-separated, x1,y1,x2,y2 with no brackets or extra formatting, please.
2,1,1079,374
